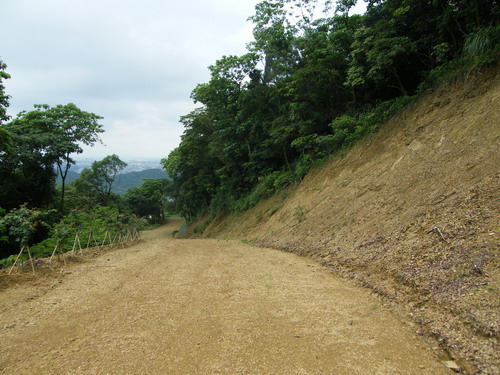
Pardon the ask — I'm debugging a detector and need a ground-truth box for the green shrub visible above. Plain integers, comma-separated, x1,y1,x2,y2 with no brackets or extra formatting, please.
30,237,60,258
1,206,144,265
231,170,295,214
418,27,500,94
0,254,21,269
267,205,281,216
464,26,500,57
330,96,414,149
294,206,306,223
255,210,264,222
193,217,213,235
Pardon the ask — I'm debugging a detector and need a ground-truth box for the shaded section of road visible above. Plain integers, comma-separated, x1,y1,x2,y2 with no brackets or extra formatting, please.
141,217,183,241
0,224,451,374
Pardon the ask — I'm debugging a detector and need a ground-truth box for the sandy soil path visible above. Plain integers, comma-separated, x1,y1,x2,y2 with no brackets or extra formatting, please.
0,220,452,374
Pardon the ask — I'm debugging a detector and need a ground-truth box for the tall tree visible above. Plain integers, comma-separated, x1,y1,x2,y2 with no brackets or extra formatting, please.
0,59,12,155
1,122,59,210
164,0,499,222
73,155,127,206
124,179,171,224
0,59,10,124
2,104,104,213
163,109,220,221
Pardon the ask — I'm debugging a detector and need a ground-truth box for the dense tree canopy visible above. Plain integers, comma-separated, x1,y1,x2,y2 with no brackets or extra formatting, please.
164,0,499,221
0,104,104,211
124,179,171,224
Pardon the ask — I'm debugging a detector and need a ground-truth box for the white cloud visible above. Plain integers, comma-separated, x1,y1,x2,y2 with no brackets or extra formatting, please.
1,0,365,160
1,0,258,159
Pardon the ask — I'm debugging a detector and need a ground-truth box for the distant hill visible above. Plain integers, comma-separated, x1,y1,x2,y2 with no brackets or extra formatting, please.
56,170,80,185
113,169,168,195
56,168,168,195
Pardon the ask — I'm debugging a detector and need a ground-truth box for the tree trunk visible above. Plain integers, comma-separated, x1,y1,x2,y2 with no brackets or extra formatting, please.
392,69,408,96
283,143,292,173
57,160,71,214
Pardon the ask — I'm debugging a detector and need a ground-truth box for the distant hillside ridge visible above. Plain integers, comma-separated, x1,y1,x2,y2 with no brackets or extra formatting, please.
113,169,168,195
56,170,80,185
197,67,499,374
56,168,168,195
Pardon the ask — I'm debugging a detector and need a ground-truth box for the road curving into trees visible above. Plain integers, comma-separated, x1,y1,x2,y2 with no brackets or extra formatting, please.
0,221,452,374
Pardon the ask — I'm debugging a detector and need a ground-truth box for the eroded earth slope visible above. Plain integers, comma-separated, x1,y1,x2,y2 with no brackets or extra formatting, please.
202,68,499,374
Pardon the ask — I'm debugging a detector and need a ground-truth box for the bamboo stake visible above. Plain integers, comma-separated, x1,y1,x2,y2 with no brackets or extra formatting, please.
88,229,100,250
101,230,110,247
86,229,93,249
8,246,25,275
111,231,119,248
94,233,101,249
49,241,60,262
72,233,82,254
26,245,35,274
76,233,82,254
72,233,78,254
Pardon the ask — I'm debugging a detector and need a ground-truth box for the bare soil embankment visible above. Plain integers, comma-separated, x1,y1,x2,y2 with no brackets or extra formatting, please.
1,220,453,374
202,67,500,374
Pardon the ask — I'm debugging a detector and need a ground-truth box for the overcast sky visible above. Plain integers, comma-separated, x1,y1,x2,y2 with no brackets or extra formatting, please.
1,0,365,161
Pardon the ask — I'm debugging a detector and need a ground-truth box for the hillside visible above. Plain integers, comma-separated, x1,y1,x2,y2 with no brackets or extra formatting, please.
198,67,500,373
113,169,168,195
56,168,167,195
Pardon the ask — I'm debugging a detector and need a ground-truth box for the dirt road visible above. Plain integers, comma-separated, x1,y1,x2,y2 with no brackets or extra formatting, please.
0,220,452,374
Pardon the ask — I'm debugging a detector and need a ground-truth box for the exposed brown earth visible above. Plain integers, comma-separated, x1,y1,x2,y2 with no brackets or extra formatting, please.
0,220,456,374
201,67,500,374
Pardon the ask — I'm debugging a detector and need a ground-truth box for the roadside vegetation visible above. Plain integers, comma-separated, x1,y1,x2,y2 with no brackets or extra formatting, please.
162,0,499,225
0,63,173,267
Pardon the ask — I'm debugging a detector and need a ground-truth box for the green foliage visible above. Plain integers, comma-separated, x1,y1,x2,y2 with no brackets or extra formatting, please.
330,95,414,147
0,128,13,155
112,169,168,195
0,205,57,246
163,0,499,221
124,179,172,224
418,26,500,94
72,155,127,206
56,168,168,196
0,255,19,269
193,217,213,235
416,58,469,94
0,103,104,211
0,58,11,124
464,26,500,57
28,206,145,261
0,59,153,265
231,171,295,214
0,59,12,152
293,205,306,223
